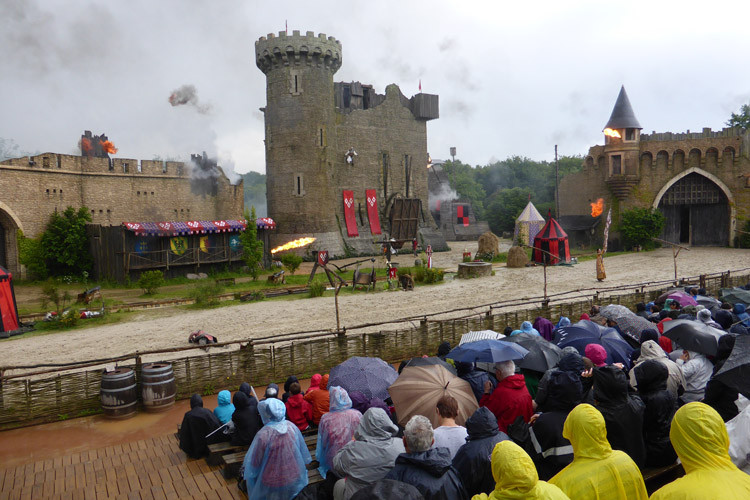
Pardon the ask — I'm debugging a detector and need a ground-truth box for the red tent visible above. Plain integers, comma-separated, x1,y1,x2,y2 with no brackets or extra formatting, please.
532,217,570,265
0,265,19,335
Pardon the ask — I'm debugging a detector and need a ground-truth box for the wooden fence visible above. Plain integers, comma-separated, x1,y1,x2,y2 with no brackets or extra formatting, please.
1,268,748,429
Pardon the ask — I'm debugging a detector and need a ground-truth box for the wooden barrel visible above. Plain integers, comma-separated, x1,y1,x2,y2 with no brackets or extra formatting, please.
100,368,137,419
141,362,176,412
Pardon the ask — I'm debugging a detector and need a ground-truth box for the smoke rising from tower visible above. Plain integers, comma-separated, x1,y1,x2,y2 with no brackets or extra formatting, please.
168,84,211,114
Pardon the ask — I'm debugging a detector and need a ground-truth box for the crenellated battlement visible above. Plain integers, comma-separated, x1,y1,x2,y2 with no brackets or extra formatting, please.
641,126,747,142
255,30,342,75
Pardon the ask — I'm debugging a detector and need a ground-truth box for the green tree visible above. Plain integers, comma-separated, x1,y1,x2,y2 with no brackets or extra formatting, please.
442,160,487,218
619,207,666,250
138,270,165,295
242,171,267,217
727,104,750,130
17,230,48,280
484,187,533,235
280,254,302,275
240,206,264,280
41,206,92,276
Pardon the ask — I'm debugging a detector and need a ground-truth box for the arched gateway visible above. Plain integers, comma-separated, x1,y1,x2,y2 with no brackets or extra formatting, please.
0,202,23,273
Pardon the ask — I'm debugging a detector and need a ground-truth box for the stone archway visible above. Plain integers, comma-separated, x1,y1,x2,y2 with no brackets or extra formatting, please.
652,168,734,246
0,202,24,273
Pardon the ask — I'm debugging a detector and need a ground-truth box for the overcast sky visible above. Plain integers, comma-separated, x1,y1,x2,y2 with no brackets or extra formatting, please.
2,0,749,178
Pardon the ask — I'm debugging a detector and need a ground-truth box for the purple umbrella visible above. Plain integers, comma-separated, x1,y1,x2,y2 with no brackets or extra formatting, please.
329,356,398,401
657,290,698,307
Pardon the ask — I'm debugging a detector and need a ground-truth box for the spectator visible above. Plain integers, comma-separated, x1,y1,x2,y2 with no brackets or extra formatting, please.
178,394,221,459
635,302,649,319
480,360,533,433
634,360,677,467
533,316,556,342
556,317,571,330
676,349,713,403
734,303,750,328
263,383,279,400
332,408,405,500
456,361,495,404
535,350,585,412
282,375,299,403
385,415,467,499
698,309,722,330
307,373,322,395
703,335,740,422
511,320,540,336
432,395,468,459
231,390,262,447
213,390,235,424
285,382,313,432
452,407,509,497
242,398,311,499
650,403,750,499
472,441,570,500
628,340,685,398
549,404,647,500
584,344,607,368
349,480,424,500
304,373,330,425
316,386,362,479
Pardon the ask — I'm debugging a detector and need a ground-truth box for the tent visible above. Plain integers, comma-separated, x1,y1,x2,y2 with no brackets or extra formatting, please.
532,217,571,265
0,265,19,336
514,201,545,247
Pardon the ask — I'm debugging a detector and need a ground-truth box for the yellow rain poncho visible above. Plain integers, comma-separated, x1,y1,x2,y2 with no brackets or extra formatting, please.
650,402,750,500
550,403,647,500
472,441,569,500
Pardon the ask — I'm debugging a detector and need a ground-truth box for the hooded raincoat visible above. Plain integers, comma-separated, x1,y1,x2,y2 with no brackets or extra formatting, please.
242,398,311,500
457,361,496,404
511,321,540,336
231,391,262,447
304,373,330,425
703,334,739,422
733,303,750,328
385,446,467,500
633,360,677,467
316,386,362,478
453,407,509,497
650,402,750,500
549,404,647,500
471,441,570,500
675,350,713,403
480,373,533,433
285,391,313,431
535,353,586,412
628,340,685,398
213,390,235,424
178,394,222,459
332,407,405,499
534,317,556,342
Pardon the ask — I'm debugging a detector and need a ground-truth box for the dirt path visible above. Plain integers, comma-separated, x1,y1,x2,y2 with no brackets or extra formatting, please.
3,245,749,372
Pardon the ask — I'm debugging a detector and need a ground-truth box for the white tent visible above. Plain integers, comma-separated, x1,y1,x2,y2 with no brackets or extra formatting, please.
514,201,545,246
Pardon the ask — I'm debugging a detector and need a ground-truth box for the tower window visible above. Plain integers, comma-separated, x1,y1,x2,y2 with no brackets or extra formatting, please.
289,70,302,95
293,174,305,196
43,156,50,168
57,156,61,168
625,129,636,141
319,128,325,147
611,155,622,175
404,154,411,198
382,153,389,196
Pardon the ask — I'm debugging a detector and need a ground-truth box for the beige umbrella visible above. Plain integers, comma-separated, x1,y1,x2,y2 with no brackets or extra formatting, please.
388,363,478,428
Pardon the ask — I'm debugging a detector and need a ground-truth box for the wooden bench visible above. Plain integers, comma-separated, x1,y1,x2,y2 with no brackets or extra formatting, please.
643,462,685,494
216,277,236,286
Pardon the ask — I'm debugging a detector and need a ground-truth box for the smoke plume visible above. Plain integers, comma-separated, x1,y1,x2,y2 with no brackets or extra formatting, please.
429,182,458,211
168,84,211,114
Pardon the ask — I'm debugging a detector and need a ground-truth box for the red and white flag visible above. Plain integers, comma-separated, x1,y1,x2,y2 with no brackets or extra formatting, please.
419,79,422,92
603,208,612,253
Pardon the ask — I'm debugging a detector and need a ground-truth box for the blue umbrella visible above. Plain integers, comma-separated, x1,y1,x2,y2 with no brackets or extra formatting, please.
553,320,634,368
328,356,398,401
446,339,529,364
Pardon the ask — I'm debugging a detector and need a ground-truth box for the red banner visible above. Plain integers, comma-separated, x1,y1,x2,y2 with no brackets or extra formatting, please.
342,190,359,237
365,189,382,235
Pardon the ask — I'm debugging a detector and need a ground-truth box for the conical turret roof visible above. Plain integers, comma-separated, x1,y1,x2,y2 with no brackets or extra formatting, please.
604,86,641,130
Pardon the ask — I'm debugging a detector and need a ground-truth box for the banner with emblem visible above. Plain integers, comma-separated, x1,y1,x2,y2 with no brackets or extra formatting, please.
199,235,213,253
134,238,150,255
170,236,188,255
365,189,382,235
229,234,241,251
342,190,359,237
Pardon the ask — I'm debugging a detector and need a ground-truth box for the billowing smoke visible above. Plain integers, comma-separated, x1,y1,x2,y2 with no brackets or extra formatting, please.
168,84,211,114
429,182,458,211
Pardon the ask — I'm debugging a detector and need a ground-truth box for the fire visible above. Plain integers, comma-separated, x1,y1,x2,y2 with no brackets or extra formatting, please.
590,198,604,217
270,237,316,255
603,128,621,139
100,140,118,154
81,137,92,155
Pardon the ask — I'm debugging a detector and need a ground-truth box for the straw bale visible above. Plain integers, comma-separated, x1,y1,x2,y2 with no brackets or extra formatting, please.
506,246,529,268
477,231,500,256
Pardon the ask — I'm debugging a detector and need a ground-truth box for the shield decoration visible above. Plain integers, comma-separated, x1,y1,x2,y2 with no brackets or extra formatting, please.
199,236,213,253
134,238,150,255
170,236,187,255
229,234,241,251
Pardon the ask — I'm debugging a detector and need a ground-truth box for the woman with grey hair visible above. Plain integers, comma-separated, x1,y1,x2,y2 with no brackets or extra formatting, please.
480,360,533,432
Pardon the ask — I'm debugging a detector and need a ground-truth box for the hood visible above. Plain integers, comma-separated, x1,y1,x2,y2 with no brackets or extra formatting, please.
557,352,584,373
533,317,555,335
585,343,607,367
556,317,571,329
310,373,322,388
284,376,298,393
329,386,353,412
545,370,582,412
715,334,736,363
239,382,252,398
455,360,474,376
698,309,713,323
499,373,527,389
233,391,250,409
489,441,539,497
520,321,539,335
437,341,452,357
563,403,612,460
320,374,329,390
593,366,629,405
190,394,203,409
670,402,736,474
350,391,370,413
714,310,733,330
580,313,590,321
217,390,232,406
368,397,391,416
259,398,285,425
639,329,659,345
465,406,500,440
355,407,398,441
397,448,453,477
639,340,667,360
634,359,668,393
734,303,747,315
286,393,305,408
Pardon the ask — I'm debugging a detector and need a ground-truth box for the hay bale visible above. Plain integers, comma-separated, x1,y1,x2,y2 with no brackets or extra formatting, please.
506,246,529,268
477,231,500,256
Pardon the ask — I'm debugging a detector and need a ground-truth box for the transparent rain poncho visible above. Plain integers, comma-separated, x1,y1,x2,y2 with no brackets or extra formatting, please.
316,386,362,478
242,398,311,500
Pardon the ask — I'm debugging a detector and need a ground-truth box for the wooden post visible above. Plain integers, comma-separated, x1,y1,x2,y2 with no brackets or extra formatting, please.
334,282,343,332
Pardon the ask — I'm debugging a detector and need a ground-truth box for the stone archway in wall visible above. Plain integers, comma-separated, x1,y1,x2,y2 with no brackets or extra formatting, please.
0,202,24,274
652,168,734,246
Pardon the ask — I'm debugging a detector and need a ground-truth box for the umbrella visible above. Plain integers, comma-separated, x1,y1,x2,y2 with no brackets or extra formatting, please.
446,339,529,365
402,356,457,375
500,333,562,372
388,364,478,427
662,319,723,356
553,321,634,367
656,290,698,307
606,312,655,343
599,304,633,321
720,288,750,306
459,330,505,345
696,295,721,309
328,356,398,401
714,335,750,398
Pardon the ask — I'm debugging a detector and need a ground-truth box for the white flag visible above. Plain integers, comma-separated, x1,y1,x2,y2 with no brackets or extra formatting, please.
602,208,612,253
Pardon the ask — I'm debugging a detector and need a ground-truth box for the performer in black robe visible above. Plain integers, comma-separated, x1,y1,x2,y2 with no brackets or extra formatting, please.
179,394,221,458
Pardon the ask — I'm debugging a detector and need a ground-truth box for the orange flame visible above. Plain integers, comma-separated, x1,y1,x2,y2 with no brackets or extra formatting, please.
603,128,621,139
271,237,316,254
81,137,92,155
590,198,604,217
100,140,118,154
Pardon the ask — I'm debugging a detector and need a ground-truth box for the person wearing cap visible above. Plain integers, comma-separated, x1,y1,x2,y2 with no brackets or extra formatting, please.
584,344,607,368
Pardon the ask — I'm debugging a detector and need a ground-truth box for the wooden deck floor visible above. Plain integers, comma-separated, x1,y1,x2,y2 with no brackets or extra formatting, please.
0,434,244,500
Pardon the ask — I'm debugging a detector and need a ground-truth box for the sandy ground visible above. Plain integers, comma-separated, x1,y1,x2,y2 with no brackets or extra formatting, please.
3,244,750,373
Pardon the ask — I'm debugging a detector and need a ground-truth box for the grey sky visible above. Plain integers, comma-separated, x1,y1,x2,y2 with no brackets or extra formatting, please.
1,0,749,177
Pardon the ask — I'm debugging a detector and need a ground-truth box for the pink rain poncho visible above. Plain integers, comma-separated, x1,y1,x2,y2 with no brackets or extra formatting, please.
316,386,362,478
242,398,311,500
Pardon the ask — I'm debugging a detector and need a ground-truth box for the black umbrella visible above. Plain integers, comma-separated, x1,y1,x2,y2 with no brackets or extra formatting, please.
662,319,723,356
696,295,721,309
402,356,457,375
714,334,750,398
501,333,562,372
720,288,750,306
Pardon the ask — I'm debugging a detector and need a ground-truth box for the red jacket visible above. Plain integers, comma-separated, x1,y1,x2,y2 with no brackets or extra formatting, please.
285,393,312,431
479,373,533,433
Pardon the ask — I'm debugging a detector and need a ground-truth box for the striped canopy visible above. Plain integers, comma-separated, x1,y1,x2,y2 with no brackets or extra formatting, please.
514,202,545,246
532,217,570,265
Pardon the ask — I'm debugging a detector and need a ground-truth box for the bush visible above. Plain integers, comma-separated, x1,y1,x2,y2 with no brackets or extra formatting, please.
620,208,666,250
17,231,48,280
424,268,445,283
412,267,426,283
240,206,264,280
137,270,165,295
739,220,750,248
188,280,225,307
280,254,303,275
58,308,79,328
396,267,412,278
41,206,92,277
308,281,325,298
476,251,495,262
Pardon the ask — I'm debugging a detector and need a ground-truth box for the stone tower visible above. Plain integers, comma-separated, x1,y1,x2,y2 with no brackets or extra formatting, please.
602,85,643,200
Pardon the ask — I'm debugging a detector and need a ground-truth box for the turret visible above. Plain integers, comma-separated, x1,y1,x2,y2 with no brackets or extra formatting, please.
602,86,642,199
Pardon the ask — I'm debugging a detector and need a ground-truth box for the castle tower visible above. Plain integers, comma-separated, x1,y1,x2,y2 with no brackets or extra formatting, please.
602,86,643,200
255,31,342,248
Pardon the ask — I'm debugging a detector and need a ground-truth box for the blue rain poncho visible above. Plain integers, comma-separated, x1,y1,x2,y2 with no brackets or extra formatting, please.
316,386,362,478
213,390,235,424
242,398,311,500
